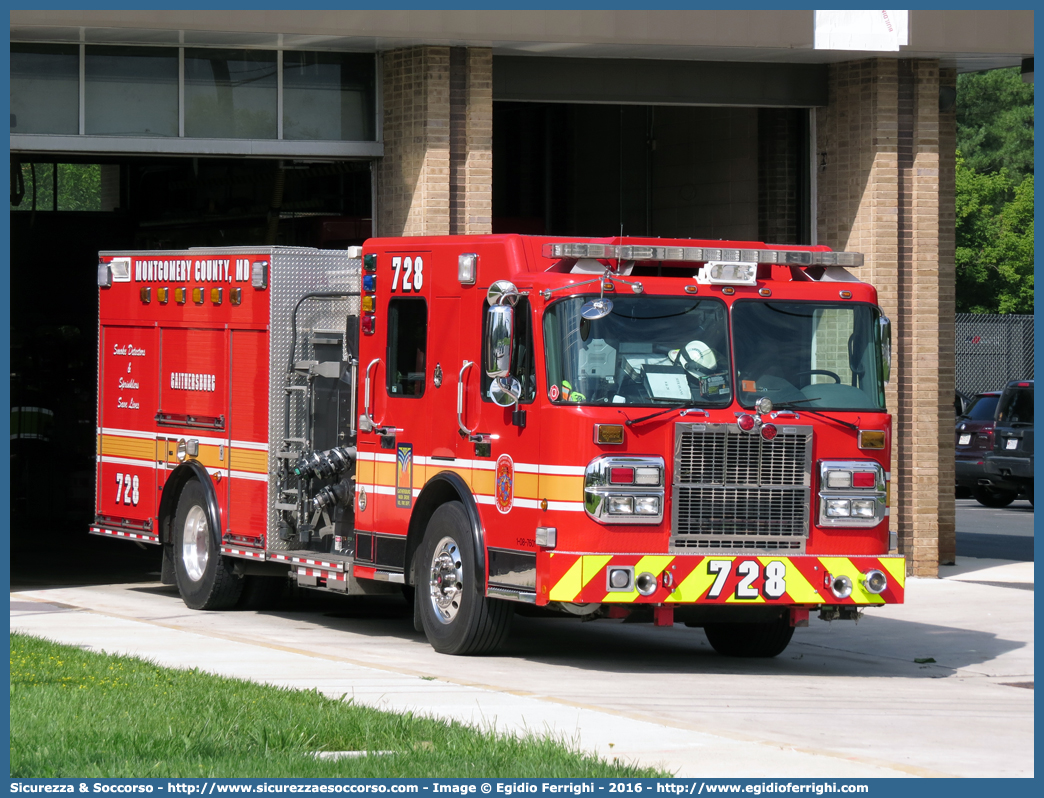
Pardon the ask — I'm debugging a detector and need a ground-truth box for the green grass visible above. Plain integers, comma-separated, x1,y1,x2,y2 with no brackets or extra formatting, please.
10,633,663,778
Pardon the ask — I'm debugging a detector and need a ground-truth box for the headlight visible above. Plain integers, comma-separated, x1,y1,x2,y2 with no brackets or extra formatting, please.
585,455,665,525
818,460,886,527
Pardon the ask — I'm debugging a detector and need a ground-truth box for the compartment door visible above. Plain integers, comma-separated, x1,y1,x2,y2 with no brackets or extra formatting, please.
97,325,160,528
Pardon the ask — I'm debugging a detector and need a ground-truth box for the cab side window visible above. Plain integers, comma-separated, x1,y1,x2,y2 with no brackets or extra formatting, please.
387,297,426,397
481,297,537,404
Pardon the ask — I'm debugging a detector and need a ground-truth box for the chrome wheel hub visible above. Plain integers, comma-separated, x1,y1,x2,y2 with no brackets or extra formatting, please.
182,505,210,582
428,536,463,624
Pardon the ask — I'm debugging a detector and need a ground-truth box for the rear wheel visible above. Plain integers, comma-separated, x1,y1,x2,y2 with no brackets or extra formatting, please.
704,616,795,658
973,485,1017,508
173,480,243,610
417,502,513,655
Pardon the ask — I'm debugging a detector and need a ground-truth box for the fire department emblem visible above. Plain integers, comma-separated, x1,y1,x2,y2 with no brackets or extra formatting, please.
495,454,514,514
395,443,413,509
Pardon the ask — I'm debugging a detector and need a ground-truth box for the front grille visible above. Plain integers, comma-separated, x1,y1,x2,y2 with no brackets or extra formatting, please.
671,423,812,552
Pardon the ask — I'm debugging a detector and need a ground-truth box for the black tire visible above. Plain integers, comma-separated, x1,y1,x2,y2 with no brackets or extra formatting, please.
704,616,795,658
973,485,1017,508
416,502,513,655
173,480,243,610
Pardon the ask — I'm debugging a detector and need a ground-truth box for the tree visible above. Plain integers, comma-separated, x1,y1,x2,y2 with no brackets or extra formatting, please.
955,67,1034,314
956,67,1034,181
955,153,1033,314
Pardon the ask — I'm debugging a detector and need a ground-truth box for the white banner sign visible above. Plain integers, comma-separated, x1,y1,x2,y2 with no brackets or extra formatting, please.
814,10,909,52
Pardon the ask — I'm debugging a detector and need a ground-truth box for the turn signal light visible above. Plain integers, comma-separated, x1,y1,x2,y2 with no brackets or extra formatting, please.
610,467,635,484
594,424,625,445
858,430,886,450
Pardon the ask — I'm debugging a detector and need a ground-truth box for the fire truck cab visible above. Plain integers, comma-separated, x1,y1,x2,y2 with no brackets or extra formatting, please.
94,236,904,657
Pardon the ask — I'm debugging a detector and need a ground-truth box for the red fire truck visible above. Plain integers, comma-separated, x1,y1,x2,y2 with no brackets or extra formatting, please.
94,236,904,657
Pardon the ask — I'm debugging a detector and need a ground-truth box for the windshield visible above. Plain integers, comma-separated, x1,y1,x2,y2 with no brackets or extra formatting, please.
733,301,885,411
543,296,731,406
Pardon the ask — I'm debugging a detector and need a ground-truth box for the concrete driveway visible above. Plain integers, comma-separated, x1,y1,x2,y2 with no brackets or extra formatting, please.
9,555,1033,779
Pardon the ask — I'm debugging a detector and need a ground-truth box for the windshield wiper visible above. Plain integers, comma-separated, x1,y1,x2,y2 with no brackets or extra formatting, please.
771,402,860,431
625,404,709,427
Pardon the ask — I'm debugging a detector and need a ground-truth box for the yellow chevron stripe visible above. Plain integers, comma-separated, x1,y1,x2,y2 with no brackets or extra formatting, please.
879,556,906,588
819,557,885,605
581,555,613,593
549,557,585,602
760,556,821,603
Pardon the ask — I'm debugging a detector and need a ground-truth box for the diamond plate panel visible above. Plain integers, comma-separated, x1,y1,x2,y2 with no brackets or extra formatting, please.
268,248,361,549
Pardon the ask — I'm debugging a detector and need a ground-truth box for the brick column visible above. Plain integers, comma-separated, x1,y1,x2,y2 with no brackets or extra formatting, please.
376,46,492,238
816,58,956,577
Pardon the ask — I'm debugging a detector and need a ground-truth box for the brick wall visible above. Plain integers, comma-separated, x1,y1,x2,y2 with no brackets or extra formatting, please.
816,58,956,577
377,46,492,237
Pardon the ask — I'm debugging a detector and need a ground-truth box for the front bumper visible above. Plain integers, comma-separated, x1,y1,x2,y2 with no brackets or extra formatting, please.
536,552,905,606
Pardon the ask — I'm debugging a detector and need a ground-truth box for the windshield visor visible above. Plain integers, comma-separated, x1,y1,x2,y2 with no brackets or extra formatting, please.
733,301,885,411
543,296,731,406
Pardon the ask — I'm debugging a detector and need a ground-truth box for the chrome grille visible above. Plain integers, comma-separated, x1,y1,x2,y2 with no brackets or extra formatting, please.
671,423,812,552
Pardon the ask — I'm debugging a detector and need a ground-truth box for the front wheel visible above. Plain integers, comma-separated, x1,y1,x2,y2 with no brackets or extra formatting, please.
417,502,513,655
704,616,795,658
173,480,243,610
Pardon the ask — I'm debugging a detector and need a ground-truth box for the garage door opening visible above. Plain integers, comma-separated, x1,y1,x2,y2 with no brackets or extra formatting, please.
9,155,372,528
492,102,810,245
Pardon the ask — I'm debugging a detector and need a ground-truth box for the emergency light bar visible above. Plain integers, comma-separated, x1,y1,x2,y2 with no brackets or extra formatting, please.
540,243,863,267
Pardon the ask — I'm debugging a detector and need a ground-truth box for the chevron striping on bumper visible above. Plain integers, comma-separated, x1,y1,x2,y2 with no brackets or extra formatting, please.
548,557,584,602
818,557,885,605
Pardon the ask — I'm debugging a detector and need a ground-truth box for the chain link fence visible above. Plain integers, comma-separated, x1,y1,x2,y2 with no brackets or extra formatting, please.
955,313,1034,396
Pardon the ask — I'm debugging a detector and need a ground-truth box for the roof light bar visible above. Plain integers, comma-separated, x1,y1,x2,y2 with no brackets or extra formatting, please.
541,243,863,267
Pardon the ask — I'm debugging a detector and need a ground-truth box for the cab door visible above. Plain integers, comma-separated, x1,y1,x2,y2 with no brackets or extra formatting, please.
461,289,540,554
367,250,432,559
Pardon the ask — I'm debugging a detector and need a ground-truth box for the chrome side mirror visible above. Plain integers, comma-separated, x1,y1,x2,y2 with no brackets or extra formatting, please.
487,280,520,308
484,304,514,379
489,377,522,407
879,315,892,386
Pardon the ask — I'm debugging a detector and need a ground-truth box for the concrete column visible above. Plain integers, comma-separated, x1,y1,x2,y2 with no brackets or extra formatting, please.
376,46,492,238
816,58,956,577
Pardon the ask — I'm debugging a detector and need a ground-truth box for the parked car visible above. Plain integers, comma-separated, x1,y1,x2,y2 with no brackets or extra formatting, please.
955,390,1003,502
984,380,1034,507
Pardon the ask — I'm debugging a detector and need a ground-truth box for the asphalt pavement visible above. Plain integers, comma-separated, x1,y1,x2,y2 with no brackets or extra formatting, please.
955,498,1034,561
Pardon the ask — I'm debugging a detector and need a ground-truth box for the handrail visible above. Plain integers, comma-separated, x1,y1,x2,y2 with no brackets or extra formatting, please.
457,360,476,438
363,358,381,431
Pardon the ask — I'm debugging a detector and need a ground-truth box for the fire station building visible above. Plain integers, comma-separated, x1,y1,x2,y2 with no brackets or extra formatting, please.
9,10,1033,576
